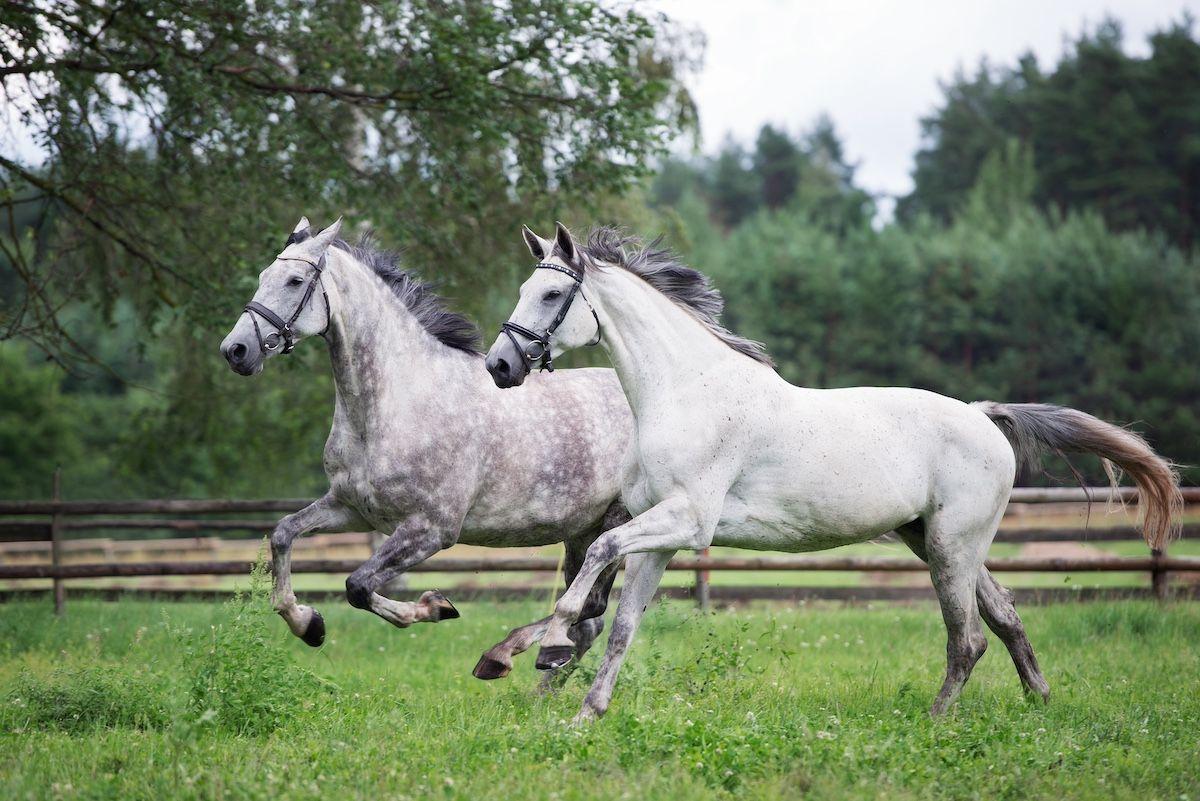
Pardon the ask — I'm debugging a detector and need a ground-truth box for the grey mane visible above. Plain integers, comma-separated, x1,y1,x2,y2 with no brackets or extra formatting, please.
571,227,774,367
328,233,482,355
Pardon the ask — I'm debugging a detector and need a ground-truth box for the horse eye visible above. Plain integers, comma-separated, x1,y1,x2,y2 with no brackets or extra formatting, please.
544,289,562,301
287,277,304,287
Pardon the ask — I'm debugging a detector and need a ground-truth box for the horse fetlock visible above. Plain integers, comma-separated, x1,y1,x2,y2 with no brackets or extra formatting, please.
278,603,317,640
1027,677,1051,704
344,575,373,609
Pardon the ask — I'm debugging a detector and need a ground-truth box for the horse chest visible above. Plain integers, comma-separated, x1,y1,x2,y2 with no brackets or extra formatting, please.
325,444,405,525
329,466,391,525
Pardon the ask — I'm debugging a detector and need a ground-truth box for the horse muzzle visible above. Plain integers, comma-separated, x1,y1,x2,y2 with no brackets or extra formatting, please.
485,340,528,388
221,338,263,376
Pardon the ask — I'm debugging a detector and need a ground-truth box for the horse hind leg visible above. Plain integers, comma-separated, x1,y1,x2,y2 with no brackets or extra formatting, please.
895,512,990,716
896,522,1050,703
976,567,1050,702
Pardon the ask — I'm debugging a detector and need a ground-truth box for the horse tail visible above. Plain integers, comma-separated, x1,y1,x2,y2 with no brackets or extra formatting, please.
973,401,1182,550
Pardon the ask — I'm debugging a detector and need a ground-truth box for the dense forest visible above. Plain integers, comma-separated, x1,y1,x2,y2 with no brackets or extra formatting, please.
1,5,1197,498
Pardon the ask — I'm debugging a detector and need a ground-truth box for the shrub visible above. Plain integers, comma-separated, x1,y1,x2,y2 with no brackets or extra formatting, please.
173,548,335,736
2,664,170,732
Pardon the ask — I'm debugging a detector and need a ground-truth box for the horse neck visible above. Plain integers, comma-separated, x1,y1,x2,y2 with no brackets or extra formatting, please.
587,266,741,411
322,251,475,430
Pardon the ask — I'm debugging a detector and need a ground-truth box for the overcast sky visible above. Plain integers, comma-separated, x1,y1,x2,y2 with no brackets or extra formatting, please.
652,0,1196,205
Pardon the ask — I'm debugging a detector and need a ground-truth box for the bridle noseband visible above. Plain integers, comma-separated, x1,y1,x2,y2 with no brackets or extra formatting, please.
500,262,601,372
242,231,331,355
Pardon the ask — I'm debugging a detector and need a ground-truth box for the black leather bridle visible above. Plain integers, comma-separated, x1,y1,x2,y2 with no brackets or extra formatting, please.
241,230,331,355
499,261,601,372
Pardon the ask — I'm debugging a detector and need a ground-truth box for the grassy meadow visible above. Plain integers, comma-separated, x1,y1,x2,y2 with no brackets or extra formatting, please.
0,580,1197,801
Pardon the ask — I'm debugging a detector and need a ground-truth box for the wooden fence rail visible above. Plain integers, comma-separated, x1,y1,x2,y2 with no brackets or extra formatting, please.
1,486,1197,517
3,555,1199,581
2,486,1198,612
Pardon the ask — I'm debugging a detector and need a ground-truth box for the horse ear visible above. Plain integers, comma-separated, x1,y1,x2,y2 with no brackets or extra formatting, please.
311,216,343,250
554,221,576,263
285,216,313,246
522,225,546,260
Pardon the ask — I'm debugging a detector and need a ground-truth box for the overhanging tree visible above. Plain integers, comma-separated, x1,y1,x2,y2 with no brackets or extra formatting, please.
0,0,698,365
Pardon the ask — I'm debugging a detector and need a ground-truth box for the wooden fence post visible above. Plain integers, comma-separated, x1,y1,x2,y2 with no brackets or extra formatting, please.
1151,547,1168,601
695,546,710,611
51,468,65,616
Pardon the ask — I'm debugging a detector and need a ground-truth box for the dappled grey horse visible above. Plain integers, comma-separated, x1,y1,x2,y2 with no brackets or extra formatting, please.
219,217,634,679
487,223,1182,722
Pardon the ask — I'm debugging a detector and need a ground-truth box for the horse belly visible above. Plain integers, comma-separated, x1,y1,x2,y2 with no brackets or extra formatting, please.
712,472,922,553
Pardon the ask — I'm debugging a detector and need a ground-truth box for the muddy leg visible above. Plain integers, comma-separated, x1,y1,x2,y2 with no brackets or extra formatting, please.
909,511,994,717
897,523,1049,702
270,494,369,646
928,559,987,716
976,568,1050,701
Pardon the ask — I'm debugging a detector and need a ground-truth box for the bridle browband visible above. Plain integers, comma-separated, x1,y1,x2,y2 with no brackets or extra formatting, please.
499,261,601,372
242,230,331,355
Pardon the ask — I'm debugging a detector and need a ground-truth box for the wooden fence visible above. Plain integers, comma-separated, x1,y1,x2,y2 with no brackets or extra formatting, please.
2,482,1199,614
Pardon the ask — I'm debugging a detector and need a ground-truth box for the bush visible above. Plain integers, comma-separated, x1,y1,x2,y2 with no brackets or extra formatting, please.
2,665,170,732
174,550,335,736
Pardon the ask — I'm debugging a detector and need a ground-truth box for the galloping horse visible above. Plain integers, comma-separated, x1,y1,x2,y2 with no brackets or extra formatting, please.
486,223,1181,722
220,217,635,680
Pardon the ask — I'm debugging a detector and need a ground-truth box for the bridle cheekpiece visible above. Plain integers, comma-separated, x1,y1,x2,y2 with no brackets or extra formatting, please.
241,229,331,355
499,261,601,372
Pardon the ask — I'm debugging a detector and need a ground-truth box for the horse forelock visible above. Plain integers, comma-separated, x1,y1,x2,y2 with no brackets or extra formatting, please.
576,227,775,368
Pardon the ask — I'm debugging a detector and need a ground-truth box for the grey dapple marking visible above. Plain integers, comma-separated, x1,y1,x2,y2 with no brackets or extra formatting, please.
487,222,1181,723
220,218,634,673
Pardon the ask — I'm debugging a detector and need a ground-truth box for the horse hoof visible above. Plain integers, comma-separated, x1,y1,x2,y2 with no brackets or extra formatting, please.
300,611,326,647
535,645,574,671
425,591,460,622
472,654,511,680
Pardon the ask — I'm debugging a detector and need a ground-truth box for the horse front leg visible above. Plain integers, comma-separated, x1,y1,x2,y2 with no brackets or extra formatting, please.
343,516,460,629
575,550,673,723
536,496,710,671
473,559,620,682
271,494,369,646
474,519,622,682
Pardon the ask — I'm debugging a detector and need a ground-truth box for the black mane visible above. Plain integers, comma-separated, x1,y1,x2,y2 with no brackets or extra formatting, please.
329,234,482,354
573,227,774,367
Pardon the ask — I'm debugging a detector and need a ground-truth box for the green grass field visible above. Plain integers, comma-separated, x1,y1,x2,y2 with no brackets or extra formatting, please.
1,584,1197,800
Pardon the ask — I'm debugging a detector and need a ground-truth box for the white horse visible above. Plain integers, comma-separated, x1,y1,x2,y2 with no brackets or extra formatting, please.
219,217,635,681
485,223,1181,722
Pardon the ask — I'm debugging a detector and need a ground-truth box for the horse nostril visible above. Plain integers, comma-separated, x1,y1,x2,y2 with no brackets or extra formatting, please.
494,358,510,378
226,340,250,364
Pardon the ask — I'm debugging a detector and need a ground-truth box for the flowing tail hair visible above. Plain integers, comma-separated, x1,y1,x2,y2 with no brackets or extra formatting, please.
973,402,1182,551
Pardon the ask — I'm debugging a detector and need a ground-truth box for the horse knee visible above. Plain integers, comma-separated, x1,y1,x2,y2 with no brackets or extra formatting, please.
269,524,296,553
345,574,373,610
